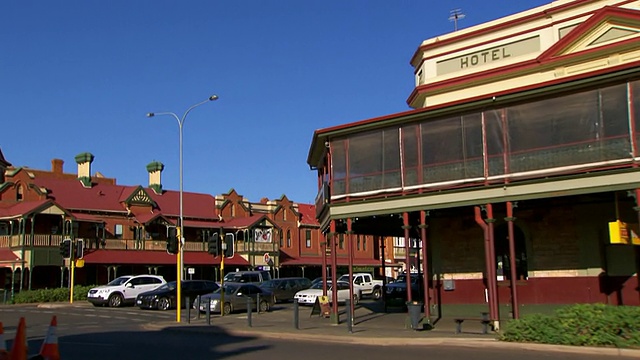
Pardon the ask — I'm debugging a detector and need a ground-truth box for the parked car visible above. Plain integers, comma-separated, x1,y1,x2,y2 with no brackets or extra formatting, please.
385,273,424,303
259,277,312,303
222,270,271,284
311,274,342,286
87,275,166,307
196,282,274,315
338,273,384,300
136,280,219,310
294,281,359,306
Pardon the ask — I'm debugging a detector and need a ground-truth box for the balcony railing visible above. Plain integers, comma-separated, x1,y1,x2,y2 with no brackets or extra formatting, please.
0,234,276,253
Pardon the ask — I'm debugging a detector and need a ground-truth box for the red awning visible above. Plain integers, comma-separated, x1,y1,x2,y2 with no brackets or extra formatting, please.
280,256,383,266
82,249,249,266
182,220,221,229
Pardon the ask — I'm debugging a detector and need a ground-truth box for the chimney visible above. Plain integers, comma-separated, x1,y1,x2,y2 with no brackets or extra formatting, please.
51,159,64,174
146,161,164,194
75,152,94,188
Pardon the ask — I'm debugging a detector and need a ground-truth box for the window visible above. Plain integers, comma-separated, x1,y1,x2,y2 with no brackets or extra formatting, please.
279,231,283,247
286,229,291,248
305,230,311,248
231,204,236,217
16,185,23,201
114,224,123,239
283,209,287,221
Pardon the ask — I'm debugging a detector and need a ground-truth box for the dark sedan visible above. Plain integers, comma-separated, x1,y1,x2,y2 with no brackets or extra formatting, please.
136,280,219,310
196,282,275,315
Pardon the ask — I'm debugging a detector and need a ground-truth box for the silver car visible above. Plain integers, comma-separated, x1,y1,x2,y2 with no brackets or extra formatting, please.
196,282,274,315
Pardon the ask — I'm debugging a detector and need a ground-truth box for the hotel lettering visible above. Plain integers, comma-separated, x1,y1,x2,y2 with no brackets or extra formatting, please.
460,48,511,68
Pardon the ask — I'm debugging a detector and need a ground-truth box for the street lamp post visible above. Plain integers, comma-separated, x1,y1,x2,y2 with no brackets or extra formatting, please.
147,94,219,323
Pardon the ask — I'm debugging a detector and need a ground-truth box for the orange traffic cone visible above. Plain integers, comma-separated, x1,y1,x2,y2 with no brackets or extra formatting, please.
8,317,27,360
38,317,59,360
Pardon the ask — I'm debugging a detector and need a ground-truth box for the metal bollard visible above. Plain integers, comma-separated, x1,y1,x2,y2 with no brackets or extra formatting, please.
293,299,299,330
196,295,201,320
247,296,253,327
206,298,211,326
345,298,353,333
186,296,191,324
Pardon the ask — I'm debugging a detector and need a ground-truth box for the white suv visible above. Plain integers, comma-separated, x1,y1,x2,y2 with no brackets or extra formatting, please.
87,275,166,307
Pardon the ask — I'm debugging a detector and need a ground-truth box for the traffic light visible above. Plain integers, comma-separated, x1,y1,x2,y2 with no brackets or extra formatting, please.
59,239,71,258
167,227,179,254
224,233,234,258
207,233,220,256
75,239,84,259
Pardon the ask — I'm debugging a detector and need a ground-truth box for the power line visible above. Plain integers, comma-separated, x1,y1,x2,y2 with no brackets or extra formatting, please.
449,9,466,31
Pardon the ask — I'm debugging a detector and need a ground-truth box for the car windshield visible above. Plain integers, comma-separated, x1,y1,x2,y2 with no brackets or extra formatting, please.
260,280,276,288
106,276,131,286
155,282,177,291
215,284,239,295
223,274,246,282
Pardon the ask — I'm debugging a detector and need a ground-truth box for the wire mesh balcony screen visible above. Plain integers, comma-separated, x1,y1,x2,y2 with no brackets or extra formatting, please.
329,81,637,198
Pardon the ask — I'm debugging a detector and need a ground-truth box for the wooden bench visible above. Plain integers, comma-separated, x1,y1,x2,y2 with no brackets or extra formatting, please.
454,317,492,334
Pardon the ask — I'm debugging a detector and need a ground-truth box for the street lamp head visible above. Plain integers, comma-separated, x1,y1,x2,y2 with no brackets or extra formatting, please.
146,112,155,118
209,95,219,101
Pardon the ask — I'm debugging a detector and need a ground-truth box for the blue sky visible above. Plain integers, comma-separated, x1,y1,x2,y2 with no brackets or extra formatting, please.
1,0,550,204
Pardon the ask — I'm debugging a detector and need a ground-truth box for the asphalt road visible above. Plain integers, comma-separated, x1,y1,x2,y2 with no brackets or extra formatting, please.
0,304,633,360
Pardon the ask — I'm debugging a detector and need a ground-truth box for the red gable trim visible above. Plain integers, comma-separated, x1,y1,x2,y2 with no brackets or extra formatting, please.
82,249,249,266
540,6,640,60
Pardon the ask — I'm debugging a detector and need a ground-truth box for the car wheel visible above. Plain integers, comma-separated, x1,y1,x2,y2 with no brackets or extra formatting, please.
372,288,382,300
259,300,270,312
108,293,123,308
158,297,171,311
223,302,232,315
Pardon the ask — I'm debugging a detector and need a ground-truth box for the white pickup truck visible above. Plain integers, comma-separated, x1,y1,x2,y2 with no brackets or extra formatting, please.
338,273,384,300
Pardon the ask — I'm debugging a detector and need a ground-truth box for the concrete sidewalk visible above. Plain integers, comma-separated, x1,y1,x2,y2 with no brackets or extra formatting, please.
142,303,640,358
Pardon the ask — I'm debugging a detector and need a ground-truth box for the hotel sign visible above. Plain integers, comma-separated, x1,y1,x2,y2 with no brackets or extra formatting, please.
436,36,540,75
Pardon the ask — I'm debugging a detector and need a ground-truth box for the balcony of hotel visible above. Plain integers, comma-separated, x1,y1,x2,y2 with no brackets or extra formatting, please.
0,234,278,253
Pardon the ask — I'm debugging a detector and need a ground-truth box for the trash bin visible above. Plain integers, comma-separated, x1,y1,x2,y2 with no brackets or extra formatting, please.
406,301,423,330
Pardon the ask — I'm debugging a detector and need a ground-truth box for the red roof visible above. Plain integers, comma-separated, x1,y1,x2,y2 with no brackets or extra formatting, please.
297,203,319,226
182,219,221,229
0,200,56,219
222,214,269,228
82,250,249,266
0,249,20,265
34,177,218,220
280,256,381,266
34,178,128,212
147,190,217,219
71,213,105,223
